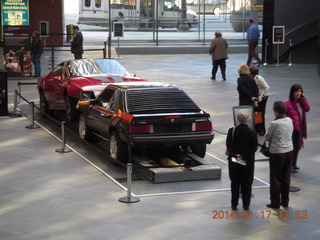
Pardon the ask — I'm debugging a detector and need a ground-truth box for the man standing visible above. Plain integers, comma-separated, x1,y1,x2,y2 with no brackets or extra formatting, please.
247,19,263,67
70,26,83,59
31,31,43,77
209,31,228,81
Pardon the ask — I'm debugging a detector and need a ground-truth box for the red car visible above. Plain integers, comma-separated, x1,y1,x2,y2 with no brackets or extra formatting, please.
37,58,147,122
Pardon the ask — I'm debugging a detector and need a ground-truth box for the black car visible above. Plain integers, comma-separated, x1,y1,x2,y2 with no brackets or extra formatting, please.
78,82,214,161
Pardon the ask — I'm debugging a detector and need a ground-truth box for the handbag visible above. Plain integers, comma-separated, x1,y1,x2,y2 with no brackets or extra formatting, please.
225,127,235,156
254,112,263,124
260,141,270,157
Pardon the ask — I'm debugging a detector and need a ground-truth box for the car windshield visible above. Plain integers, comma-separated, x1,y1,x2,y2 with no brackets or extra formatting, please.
69,60,100,76
93,59,130,76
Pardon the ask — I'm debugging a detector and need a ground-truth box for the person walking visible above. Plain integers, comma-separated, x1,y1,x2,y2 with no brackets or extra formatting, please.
31,31,43,77
18,46,26,72
285,84,310,173
250,66,269,135
226,109,258,211
209,30,228,80
237,64,259,106
265,101,293,209
246,19,263,67
70,26,83,59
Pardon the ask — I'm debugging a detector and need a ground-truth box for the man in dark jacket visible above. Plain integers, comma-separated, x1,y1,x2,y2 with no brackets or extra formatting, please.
31,31,43,77
209,31,228,80
70,26,83,59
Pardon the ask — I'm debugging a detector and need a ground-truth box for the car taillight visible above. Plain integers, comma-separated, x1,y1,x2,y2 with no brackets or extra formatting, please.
194,122,212,131
129,125,151,134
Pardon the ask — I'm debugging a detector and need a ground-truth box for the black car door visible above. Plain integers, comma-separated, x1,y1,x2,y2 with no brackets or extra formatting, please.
87,88,116,138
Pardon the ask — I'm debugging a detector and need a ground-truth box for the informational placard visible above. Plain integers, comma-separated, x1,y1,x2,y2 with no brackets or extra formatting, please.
272,26,285,44
113,22,124,38
1,0,29,26
3,25,32,77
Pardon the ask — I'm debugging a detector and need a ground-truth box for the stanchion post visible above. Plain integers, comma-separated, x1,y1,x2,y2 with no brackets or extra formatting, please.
103,41,107,59
276,45,280,66
288,39,294,67
263,39,268,66
119,163,140,203
9,90,23,117
55,121,72,153
18,82,21,103
25,102,40,129
13,90,18,113
51,35,55,69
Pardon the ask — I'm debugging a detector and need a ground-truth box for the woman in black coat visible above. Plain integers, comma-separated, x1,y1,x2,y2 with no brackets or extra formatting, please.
237,64,259,106
226,109,258,211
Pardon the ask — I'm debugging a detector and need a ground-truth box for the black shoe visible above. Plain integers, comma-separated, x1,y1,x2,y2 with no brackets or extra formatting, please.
211,77,215,80
231,205,237,210
281,203,288,208
266,203,279,209
293,166,300,170
243,206,249,211
223,78,226,81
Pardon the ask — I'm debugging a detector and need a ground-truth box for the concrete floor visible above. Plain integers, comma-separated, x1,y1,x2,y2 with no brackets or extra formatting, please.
1,45,320,239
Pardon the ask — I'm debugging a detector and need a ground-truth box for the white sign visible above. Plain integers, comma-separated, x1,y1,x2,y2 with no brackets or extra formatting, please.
272,26,285,44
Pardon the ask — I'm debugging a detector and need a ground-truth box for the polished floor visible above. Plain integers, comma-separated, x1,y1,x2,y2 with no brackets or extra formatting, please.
1,47,320,239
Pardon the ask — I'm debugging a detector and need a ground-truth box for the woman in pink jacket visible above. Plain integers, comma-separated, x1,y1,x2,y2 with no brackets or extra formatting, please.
285,84,310,173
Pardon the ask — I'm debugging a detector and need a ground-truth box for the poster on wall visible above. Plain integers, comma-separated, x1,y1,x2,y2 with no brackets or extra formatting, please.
1,0,29,26
3,25,32,77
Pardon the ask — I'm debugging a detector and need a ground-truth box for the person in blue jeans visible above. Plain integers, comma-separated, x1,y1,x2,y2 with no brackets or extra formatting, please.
31,31,43,77
247,19,263,67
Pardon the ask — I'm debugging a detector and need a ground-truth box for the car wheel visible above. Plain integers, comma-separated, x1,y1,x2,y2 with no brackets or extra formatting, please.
109,131,128,162
66,95,79,123
78,115,93,141
39,91,52,116
213,7,222,15
191,144,207,158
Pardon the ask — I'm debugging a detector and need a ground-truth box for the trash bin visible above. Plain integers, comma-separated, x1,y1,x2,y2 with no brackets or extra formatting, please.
0,71,8,116
66,24,75,42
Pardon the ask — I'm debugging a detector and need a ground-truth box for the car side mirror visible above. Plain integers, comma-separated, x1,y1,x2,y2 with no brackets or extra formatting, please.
102,102,109,108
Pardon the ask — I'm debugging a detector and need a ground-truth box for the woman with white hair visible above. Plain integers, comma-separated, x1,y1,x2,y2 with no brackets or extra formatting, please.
226,109,258,211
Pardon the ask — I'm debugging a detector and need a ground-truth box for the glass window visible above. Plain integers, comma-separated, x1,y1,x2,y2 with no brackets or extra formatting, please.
85,0,91,7
69,60,100,76
93,59,130,76
95,0,101,8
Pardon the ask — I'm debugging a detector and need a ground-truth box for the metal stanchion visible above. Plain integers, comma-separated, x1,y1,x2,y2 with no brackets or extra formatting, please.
55,121,72,153
263,39,268,66
119,163,140,203
25,102,40,129
103,41,107,59
9,90,22,117
276,45,280,66
288,39,294,67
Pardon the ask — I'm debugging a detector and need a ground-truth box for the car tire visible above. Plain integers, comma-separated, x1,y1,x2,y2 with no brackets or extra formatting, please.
109,131,128,162
191,144,207,158
213,7,222,15
78,115,94,141
66,95,79,123
39,91,52,116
